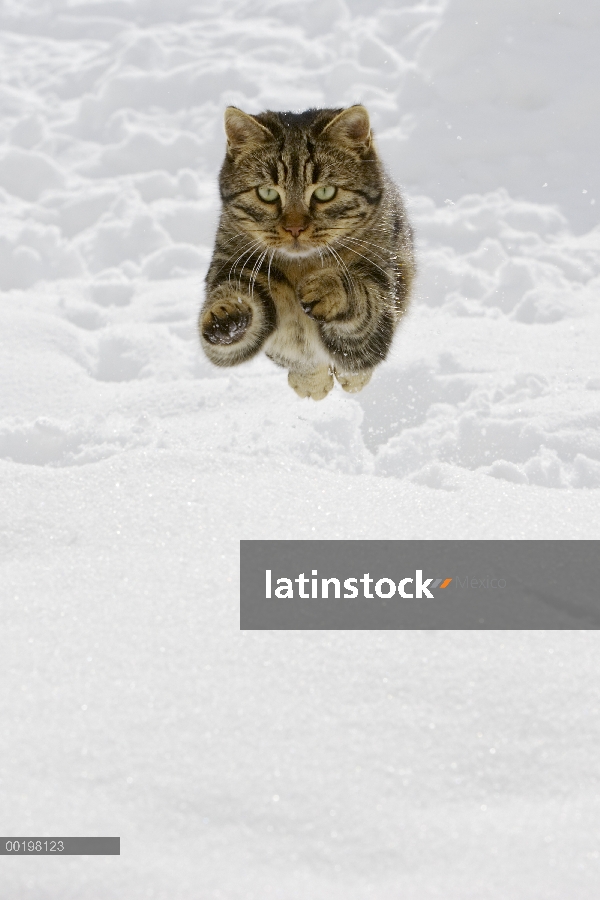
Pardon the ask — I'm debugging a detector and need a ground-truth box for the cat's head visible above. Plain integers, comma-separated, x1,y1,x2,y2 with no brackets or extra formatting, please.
219,105,383,258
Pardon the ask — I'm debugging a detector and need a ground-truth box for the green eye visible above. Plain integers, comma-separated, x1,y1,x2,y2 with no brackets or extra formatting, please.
257,185,280,203
313,185,337,202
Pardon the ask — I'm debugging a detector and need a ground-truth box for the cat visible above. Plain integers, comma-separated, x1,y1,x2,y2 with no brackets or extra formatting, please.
198,104,415,400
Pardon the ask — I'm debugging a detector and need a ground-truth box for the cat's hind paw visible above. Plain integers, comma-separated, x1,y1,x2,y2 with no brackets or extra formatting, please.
334,369,373,393
288,366,334,401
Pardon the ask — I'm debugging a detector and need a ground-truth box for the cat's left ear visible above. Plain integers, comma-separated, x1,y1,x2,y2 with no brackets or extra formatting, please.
321,105,372,153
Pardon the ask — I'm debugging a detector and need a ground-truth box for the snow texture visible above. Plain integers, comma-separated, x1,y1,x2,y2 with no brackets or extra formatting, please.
1,0,599,897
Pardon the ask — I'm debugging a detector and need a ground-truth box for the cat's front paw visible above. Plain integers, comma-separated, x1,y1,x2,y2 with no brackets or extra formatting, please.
201,298,252,345
297,271,349,322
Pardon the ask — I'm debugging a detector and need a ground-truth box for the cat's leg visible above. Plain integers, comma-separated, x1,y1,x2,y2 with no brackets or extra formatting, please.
334,368,373,393
288,366,334,401
297,271,349,323
297,267,397,376
199,283,275,367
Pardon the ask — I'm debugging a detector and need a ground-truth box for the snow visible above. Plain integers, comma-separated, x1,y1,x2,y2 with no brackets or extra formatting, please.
1,0,599,897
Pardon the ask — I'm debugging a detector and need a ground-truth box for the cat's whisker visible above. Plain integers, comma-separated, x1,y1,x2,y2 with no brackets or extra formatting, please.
238,246,263,292
326,244,358,300
336,241,391,280
337,236,389,263
218,231,248,250
214,232,253,256
318,226,391,252
213,237,258,279
228,241,262,287
267,249,275,294
317,231,392,256
249,248,269,300
226,238,260,270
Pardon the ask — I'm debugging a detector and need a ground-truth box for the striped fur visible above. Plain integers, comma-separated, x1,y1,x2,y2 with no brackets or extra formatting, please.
199,105,415,399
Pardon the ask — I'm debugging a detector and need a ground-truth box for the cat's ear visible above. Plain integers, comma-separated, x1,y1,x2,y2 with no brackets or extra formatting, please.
321,105,372,152
224,107,273,153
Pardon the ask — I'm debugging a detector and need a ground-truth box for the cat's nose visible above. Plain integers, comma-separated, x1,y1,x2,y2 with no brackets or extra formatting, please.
282,209,310,238
284,223,307,238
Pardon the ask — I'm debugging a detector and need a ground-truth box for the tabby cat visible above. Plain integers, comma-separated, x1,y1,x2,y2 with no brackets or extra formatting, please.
199,104,415,399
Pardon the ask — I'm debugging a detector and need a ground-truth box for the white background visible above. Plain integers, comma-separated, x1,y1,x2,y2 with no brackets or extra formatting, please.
1,0,599,896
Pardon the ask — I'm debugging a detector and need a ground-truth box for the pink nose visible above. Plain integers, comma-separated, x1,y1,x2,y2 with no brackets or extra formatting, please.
284,224,306,238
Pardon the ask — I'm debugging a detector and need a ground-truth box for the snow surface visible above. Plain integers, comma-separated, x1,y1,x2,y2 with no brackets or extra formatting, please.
1,0,599,897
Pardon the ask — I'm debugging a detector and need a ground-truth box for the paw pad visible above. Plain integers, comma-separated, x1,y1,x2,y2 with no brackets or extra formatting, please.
203,305,251,344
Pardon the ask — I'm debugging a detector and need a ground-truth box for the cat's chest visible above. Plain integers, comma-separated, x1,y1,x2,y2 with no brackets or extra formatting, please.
264,278,329,369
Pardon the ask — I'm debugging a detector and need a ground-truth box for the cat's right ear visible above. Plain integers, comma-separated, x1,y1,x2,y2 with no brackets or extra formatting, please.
224,107,273,154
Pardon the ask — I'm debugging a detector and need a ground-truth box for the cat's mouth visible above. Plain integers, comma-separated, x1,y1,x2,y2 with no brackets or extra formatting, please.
276,239,321,259
275,232,328,259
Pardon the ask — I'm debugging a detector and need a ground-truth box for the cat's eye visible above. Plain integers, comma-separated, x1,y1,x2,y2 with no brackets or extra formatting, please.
257,185,280,203
313,185,337,202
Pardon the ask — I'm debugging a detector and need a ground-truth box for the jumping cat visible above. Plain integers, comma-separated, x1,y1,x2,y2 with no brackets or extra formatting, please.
199,104,415,400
